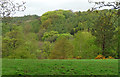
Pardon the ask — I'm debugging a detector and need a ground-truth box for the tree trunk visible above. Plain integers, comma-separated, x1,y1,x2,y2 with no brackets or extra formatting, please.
102,35,105,56
88,28,90,32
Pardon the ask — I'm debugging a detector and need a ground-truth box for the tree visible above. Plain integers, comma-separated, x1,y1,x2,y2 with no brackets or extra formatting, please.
42,31,73,43
2,25,24,58
73,31,101,59
3,27,40,59
8,46,37,59
0,36,1,58
91,10,117,57
42,31,59,42
40,10,77,33
0,0,26,17
50,36,74,59
39,41,53,59
117,13,120,58
89,0,120,58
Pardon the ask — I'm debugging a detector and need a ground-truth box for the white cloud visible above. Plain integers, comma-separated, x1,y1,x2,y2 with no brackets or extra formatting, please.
13,0,94,16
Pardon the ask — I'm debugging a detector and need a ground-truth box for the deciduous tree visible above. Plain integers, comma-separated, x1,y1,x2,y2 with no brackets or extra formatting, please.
91,10,117,57
50,36,74,59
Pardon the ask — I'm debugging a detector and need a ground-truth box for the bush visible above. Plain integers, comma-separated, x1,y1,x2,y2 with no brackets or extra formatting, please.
95,55,105,59
76,56,82,59
107,56,114,59
95,55,115,59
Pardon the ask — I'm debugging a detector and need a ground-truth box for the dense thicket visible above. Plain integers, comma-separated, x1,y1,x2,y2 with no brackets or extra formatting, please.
2,9,119,59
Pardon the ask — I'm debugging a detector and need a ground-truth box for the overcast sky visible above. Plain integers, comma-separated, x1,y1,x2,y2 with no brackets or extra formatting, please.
13,0,117,17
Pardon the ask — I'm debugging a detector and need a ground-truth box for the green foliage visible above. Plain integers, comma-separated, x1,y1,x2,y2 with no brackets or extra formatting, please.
117,14,120,58
73,31,101,59
36,41,53,59
2,25,24,58
50,37,74,59
11,15,40,25
22,19,41,33
2,10,119,59
8,46,37,59
2,24,39,59
91,10,117,57
29,19,41,33
5,33,38,59
0,36,2,57
40,10,77,33
41,10,65,23
37,29,46,41
58,33,73,39
42,31,73,43
42,31,59,42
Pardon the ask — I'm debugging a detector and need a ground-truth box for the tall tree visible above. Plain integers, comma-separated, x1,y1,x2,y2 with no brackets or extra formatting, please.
91,10,117,57
117,9,120,58
89,0,120,58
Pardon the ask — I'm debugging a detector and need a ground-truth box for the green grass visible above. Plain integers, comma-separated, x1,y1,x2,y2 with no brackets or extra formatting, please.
2,59,118,75
0,58,2,76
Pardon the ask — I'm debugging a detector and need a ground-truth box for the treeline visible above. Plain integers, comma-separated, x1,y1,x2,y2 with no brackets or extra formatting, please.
2,9,120,59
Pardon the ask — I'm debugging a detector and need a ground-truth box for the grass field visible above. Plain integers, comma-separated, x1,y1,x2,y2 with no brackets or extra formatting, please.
2,59,118,75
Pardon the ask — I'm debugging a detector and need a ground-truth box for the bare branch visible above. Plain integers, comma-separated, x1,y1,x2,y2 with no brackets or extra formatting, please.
0,0,26,17
88,0,120,11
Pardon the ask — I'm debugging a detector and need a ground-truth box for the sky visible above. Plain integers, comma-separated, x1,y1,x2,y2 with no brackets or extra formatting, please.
13,0,118,17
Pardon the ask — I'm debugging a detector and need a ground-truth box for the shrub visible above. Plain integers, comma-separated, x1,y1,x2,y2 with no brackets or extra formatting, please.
95,55,115,59
95,55,105,59
76,56,82,59
103,56,106,59
107,56,114,59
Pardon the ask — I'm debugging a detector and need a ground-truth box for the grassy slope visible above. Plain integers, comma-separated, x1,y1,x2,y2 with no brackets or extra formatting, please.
2,59,118,75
